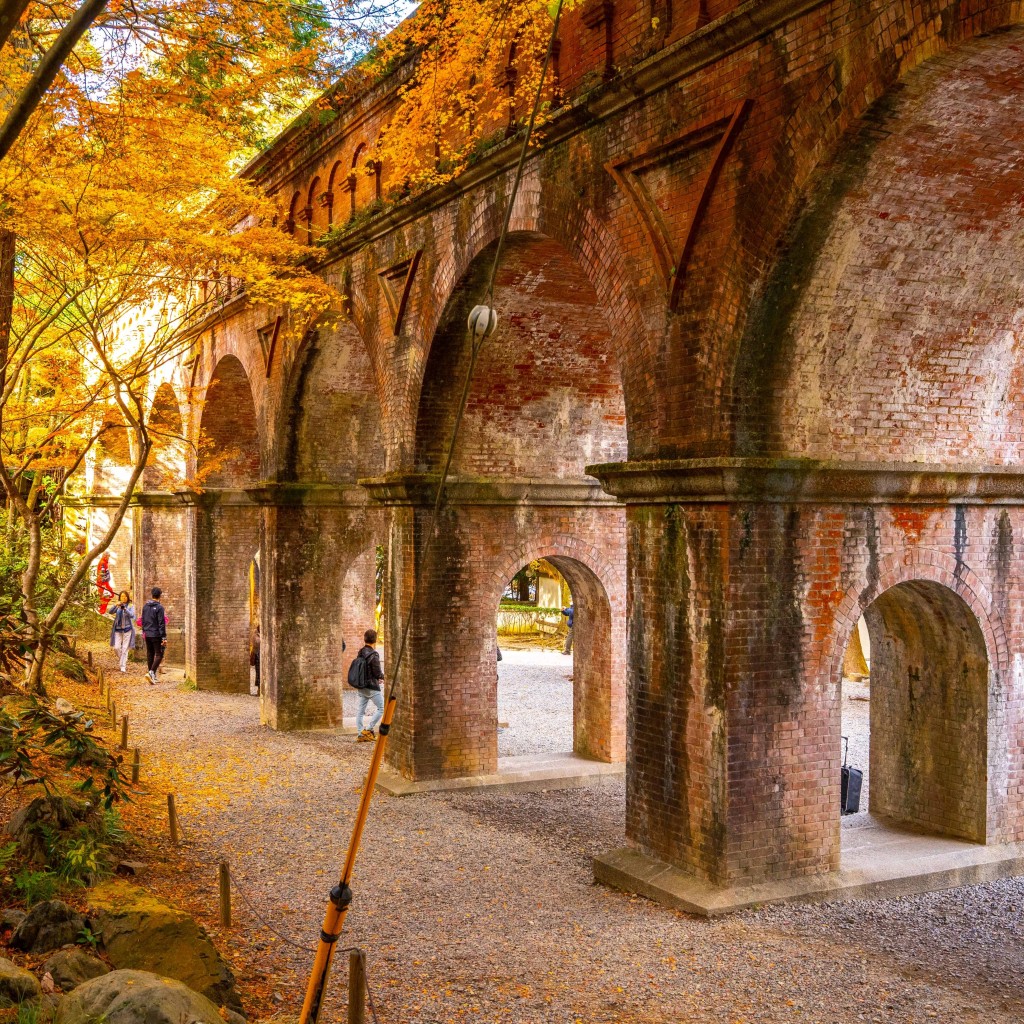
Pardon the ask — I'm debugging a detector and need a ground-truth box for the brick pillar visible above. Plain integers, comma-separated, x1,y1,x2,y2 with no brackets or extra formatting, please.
372,478,627,782
133,502,188,663
384,503,498,780
185,495,260,693
260,497,384,731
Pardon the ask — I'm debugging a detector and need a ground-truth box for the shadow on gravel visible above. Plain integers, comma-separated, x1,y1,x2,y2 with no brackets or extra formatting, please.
444,777,626,867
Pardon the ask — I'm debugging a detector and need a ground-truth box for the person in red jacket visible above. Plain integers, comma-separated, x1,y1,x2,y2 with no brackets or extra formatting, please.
96,553,115,614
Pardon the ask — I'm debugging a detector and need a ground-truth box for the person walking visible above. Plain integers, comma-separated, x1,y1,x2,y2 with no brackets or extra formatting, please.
561,603,574,655
96,553,115,614
140,586,167,684
108,590,136,673
350,628,385,742
250,623,261,694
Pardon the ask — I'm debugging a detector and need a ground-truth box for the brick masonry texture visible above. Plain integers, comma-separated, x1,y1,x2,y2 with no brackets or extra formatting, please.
108,2,1024,888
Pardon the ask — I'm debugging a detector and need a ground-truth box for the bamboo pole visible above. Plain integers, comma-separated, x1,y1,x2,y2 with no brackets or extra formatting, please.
131,747,140,784
167,793,179,845
119,715,128,749
110,700,117,728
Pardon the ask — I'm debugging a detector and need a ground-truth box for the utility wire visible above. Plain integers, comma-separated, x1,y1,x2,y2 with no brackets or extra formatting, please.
298,2,566,1021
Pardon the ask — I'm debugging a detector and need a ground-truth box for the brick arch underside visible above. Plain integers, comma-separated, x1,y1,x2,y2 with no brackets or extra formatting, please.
822,551,1011,846
277,322,383,483
414,232,627,478
198,355,261,488
860,580,988,842
736,28,1024,462
145,382,185,491
491,539,626,762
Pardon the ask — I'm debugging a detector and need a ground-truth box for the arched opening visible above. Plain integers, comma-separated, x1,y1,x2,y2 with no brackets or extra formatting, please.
393,230,627,780
839,580,989,858
495,555,617,763
198,355,260,488
415,231,627,477
190,355,261,693
306,176,321,243
144,383,185,491
739,27,1024,463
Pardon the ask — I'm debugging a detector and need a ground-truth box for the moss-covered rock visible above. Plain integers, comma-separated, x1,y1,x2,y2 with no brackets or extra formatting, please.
0,956,42,1007
55,970,225,1024
89,880,242,1013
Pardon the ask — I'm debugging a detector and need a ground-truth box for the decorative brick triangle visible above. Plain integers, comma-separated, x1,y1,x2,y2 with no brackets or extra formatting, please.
378,249,422,335
606,99,751,311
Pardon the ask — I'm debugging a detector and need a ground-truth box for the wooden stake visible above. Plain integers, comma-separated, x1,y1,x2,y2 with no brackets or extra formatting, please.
167,793,179,845
98,667,104,690
131,747,140,784
110,701,117,728
218,862,231,928
119,715,128,750
347,950,366,1024
87,650,93,669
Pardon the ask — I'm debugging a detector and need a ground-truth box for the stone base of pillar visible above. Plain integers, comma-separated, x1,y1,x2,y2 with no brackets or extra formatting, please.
595,824,1024,917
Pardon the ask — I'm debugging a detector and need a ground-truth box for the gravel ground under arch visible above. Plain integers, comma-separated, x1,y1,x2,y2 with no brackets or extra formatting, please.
97,643,1024,1024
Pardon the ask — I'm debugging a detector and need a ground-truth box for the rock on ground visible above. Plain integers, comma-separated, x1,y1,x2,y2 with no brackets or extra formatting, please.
10,900,86,953
43,948,110,992
0,956,42,1007
89,880,242,1013
55,969,225,1024
7,795,96,867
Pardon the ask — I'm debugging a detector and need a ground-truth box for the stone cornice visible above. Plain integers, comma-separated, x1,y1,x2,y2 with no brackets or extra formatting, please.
586,459,1024,505
65,483,370,510
359,474,618,507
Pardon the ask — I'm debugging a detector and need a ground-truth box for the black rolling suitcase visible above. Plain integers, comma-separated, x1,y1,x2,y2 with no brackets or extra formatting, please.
840,736,862,815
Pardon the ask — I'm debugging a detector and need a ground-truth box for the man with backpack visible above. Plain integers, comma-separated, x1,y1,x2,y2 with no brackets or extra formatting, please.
348,628,384,742
140,587,167,684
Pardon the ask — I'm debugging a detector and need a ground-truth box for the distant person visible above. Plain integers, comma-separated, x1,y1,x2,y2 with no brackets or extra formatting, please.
349,628,384,742
96,553,115,614
140,587,167,684
561,603,574,655
250,623,261,694
108,591,136,673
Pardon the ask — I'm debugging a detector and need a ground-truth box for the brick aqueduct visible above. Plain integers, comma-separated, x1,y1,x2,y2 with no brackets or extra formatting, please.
102,0,1024,892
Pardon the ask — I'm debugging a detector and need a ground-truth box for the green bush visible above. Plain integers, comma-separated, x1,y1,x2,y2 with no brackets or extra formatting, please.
12,867,58,906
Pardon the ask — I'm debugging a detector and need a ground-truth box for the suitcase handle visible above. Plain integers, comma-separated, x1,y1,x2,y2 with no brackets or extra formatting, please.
842,735,849,767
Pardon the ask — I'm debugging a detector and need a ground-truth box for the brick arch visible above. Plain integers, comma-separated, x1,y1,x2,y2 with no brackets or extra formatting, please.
822,552,1010,844
488,534,625,762
413,229,628,479
273,317,385,484
733,24,1024,464
196,354,261,488
144,381,187,491
823,551,1009,690
383,178,646,465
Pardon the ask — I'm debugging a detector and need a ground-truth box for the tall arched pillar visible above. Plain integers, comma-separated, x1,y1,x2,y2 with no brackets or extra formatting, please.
185,490,260,692
259,490,385,730
591,460,1021,891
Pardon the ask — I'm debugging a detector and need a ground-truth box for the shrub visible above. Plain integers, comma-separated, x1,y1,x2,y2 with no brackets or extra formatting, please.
12,867,58,906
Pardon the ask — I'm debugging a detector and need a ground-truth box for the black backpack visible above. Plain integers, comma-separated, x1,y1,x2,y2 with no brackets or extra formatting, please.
347,648,372,689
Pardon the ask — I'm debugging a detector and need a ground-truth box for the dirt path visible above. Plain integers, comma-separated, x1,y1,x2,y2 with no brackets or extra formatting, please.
89,642,1024,1024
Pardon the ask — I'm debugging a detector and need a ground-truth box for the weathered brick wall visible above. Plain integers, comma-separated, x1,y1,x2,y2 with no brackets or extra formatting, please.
261,504,386,730
133,506,187,627
738,29,1024,463
865,580,988,842
414,233,627,477
615,483,1024,886
385,503,626,780
186,502,260,693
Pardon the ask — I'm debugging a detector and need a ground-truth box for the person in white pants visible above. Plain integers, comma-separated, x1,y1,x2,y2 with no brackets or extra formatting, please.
108,591,136,672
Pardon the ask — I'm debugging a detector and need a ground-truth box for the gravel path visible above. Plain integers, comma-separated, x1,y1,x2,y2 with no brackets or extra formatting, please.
95,646,1023,1024
497,647,573,757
